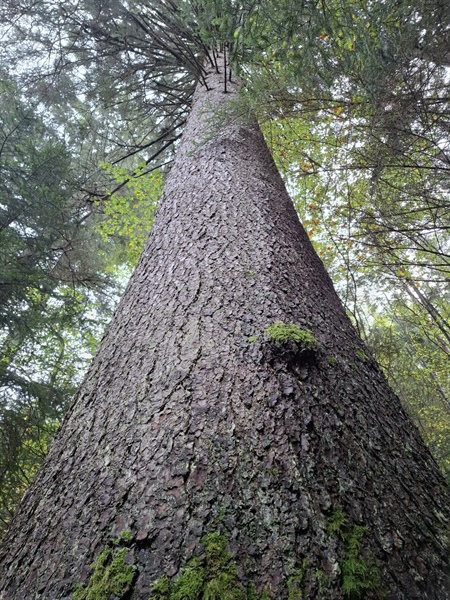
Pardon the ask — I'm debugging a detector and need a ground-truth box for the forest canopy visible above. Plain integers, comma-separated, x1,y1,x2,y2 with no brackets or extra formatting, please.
0,0,449,536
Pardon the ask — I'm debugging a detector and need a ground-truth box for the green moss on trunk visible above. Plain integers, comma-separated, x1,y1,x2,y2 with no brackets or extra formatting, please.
151,532,268,600
263,322,317,350
72,532,136,600
327,509,385,599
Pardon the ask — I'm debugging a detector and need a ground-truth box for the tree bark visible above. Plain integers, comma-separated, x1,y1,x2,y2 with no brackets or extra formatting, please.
1,54,449,600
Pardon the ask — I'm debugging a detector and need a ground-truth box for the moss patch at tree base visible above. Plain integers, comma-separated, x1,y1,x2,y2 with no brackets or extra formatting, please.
151,532,269,600
73,524,385,600
327,508,385,599
72,531,136,600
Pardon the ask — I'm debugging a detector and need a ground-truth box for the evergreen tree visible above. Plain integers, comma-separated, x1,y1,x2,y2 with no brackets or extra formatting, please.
0,1,449,598
0,73,118,535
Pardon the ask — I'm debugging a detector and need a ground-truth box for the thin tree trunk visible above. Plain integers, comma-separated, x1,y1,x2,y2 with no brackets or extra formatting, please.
0,55,449,600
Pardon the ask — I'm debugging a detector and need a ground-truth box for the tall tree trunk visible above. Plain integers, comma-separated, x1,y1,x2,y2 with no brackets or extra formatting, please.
1,55,449,600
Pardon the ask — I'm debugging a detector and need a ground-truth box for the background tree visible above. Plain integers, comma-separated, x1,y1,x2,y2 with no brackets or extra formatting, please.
0,76,161,535
0,72,127,534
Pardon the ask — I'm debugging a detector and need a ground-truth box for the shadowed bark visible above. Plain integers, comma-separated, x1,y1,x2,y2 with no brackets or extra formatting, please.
0,54,449,600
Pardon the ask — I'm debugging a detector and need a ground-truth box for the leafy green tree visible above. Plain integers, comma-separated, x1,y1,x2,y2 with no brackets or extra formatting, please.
96,163,164,266
0,74,124,534
364,290,450,480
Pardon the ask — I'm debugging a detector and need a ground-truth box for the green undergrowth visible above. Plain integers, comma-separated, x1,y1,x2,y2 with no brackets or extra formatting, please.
72,531,136,600
263,322,317,350
151,532,270,600
327,508,384,599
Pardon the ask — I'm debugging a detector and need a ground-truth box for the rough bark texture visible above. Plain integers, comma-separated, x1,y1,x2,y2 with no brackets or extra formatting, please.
1,56,449,600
